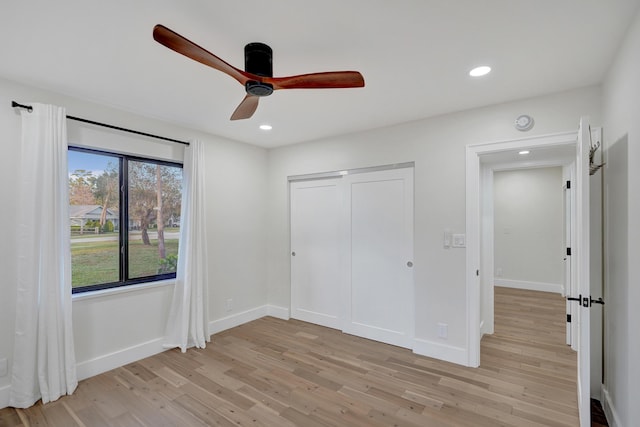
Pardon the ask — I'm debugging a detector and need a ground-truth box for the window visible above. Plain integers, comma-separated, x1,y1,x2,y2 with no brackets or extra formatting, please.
69,147,182,293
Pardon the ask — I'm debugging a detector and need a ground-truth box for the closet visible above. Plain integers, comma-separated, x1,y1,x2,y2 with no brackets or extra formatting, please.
290,166,414,348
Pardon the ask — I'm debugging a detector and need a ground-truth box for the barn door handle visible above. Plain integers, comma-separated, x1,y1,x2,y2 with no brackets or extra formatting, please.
568,294,601,308
570,295,589,307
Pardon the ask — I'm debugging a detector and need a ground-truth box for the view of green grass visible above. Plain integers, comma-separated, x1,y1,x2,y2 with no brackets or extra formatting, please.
71,239,179,288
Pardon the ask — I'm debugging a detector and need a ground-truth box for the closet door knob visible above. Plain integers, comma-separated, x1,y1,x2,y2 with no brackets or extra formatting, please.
407,261,413,267
291,251,296,256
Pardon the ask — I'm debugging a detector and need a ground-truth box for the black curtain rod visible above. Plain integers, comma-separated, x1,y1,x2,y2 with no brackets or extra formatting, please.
11,101,190,146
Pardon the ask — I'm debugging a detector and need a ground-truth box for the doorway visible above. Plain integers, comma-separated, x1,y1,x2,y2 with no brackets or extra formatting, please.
466,121,597,427
481,160,575,350
465,131,579,366
492,166,566,296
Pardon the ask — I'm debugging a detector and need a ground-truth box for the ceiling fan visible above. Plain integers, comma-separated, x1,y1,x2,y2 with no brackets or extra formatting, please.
152,25,365,120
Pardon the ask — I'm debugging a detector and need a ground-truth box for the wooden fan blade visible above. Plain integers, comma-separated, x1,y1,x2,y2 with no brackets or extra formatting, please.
153,24,255,85
268,71,365,90
230,95,260,120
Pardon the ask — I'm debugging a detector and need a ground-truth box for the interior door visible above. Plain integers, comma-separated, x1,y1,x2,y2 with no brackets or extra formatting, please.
290,179,344,330
343,168,414,348
575,116,591,426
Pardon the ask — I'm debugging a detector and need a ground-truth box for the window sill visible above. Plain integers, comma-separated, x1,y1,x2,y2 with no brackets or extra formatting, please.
72,279,175,302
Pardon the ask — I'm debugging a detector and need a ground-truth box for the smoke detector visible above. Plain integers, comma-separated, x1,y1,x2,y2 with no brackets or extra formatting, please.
514,114,534,131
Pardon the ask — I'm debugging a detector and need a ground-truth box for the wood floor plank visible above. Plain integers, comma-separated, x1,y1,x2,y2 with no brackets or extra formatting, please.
72,404,113,427
0,287,581,426
39,400,81,427
0,408,23,427
171,394,236,427
235,385,289,414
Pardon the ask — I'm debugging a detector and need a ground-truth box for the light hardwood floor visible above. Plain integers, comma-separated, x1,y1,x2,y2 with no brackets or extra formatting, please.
0,287,578,426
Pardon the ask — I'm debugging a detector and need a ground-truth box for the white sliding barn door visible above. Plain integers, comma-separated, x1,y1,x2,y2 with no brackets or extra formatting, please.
290,179,344,329
344,168,414,348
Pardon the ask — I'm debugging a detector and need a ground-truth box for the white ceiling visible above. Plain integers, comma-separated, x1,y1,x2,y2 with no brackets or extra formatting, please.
1,1,638,148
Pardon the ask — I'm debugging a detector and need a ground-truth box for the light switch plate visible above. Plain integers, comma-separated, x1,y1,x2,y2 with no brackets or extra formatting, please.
443,229,451,249
452,234,466,248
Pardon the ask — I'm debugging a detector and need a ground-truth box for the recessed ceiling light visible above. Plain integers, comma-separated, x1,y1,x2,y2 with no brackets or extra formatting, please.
259,124,272,131
519,150,530,155
469,66,491,77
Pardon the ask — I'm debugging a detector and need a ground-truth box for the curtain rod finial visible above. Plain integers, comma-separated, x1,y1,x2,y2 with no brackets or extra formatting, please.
12,101,33,112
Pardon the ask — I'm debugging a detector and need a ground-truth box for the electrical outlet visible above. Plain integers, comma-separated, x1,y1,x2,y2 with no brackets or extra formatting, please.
0,358,7,377
225,299,233,312
437,323,448,339
496,267,503,277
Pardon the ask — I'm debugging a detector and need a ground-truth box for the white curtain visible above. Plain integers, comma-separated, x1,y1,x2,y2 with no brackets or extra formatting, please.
164,139,210,352
10,103,77,408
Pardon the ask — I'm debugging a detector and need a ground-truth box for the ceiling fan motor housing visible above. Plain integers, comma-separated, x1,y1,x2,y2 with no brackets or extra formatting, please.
245,42,274,96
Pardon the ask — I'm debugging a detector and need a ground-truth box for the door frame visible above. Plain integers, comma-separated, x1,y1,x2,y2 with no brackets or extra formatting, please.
465,130,580,367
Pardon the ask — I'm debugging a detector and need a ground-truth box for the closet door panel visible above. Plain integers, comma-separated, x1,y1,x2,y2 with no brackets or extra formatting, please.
345,168,414,348
290,179,344,329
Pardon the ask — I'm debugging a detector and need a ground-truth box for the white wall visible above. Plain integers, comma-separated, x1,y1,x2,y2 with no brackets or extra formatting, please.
0,76,269,405
493,167,564,292
601,7,640,427
267,86,601,363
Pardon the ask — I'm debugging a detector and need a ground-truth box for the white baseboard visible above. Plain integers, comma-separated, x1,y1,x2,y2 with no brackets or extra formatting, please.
209,305,291,336
480,319,494,337
412,338,468,366
602,386,620,427
208,304,290,335
479,320,487,337
209,305,268,335
76,337,166,382
266,305,290,320
495,279,563,294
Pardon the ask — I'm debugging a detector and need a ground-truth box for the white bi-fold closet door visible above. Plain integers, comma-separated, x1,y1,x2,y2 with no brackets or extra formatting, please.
290,166,414,349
